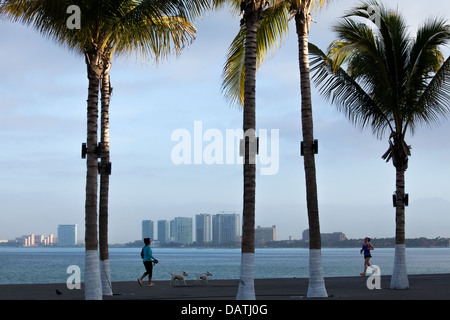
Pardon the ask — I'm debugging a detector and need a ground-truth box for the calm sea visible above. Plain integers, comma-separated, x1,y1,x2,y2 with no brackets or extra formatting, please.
0,247,449,285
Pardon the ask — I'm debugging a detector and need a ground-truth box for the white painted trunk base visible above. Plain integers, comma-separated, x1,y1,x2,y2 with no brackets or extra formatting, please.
100,259,113,296
307,249,328,298
236,253,256,300
85,250,102,300
390,244,409,289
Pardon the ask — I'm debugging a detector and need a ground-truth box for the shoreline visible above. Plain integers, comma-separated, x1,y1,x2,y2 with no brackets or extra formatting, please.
2,242,449,249
1,273,450,300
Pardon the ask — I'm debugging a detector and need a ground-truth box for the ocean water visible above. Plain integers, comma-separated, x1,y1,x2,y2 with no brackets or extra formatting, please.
0,247,449,285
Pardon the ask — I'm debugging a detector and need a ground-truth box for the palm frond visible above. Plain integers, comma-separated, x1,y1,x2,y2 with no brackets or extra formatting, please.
310,0,450,141
145,0,211,22
257,1,289,65
0,0,91,53
309,42,393,137
111,10,196,60
410,55,450,133
309,0,332,13
288,0,332,13
222,25,246,107
406,17,450,104
221,1,289,107
103,0,211,59
212,0,240,14
1,0,207,60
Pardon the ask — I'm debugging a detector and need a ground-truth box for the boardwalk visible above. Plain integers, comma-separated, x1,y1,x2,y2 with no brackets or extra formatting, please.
1,274,449,300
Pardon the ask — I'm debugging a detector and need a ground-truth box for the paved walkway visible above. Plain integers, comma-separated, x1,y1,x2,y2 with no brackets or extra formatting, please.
1,273,449,300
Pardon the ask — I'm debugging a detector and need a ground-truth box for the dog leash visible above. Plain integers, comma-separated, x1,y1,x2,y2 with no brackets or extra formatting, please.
154,261,175,276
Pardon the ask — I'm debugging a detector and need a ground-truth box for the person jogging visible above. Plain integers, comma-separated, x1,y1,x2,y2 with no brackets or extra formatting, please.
360,237,374,276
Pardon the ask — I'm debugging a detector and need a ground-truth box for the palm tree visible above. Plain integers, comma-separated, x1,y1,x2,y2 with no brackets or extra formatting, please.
0,0,209,299
95,2,209,296
0,0,109,300
221,0,330,298
290,0,329,298
215,0,290,300
216,0,265,300
99,51,113,296
309,0,450,289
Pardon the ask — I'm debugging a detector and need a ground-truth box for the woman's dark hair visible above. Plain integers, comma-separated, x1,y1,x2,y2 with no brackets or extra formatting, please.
144,238,150,245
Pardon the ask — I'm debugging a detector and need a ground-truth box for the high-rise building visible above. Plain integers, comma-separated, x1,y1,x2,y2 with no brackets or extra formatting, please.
20,234,36,247
57,224,77,247
142,220,154,240
255,225,276,244
212,213,240,244
302,229,347,242
157,220,170,243
171,217,193,245
170,219,176,242
43,234,56,246
195,213,212,244
302,229,309,241
17,234,56,247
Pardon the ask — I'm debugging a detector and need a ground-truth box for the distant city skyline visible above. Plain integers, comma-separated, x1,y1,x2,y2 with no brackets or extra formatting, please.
1,224,77,247
142,213,241,245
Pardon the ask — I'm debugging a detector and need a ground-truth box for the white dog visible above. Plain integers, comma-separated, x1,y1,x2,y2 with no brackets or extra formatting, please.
196,271,213,286
170,271,188,286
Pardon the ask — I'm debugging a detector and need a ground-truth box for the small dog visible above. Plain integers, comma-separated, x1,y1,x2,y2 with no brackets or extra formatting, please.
170,271,188,286
196,271,213,286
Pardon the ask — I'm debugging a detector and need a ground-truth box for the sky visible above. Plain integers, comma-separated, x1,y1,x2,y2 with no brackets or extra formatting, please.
1,0,449,244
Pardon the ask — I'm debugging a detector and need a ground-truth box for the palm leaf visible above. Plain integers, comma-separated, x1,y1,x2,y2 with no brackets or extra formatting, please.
411,55,450,131
1,0,207,60
221,1,289,107
310,1,450,140
403,18,450,134
309,42,393,137
0,0,89,52
222,25,247,107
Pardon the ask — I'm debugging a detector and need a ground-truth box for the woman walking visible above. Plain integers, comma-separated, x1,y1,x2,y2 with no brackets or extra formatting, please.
138,238,158,286
360,237,374,276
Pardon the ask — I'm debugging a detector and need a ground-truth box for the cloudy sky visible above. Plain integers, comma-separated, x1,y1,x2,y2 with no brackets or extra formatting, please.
1,0,449,244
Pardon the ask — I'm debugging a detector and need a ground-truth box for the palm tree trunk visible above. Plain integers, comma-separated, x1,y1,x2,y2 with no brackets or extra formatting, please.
295,3,328,298
236,1,262,301
84,51,103,300
390,164,409,289
99,58,112,296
